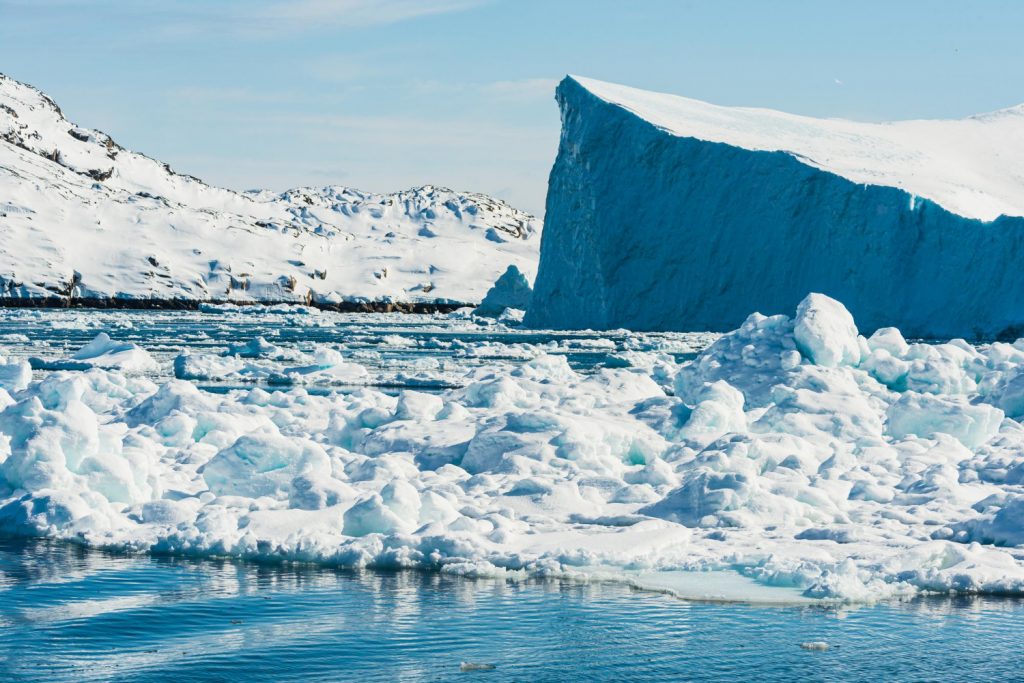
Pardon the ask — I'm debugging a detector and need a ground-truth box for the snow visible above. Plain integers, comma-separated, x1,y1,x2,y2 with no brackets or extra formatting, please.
792,294,860,368
0,355,30,392
174,347,370,386
526,76,1024,339
6,296,1024,602
31,333,158,374
0,73,538,307
570,76,1024,222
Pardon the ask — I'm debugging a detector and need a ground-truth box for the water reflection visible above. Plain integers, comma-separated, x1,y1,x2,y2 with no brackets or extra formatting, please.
3,538,1024,682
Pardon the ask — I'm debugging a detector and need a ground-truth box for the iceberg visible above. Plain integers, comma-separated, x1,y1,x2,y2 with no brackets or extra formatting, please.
526,76,1024,339
472,265,533,318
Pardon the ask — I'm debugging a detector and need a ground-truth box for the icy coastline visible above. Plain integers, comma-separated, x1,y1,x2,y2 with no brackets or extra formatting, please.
4,296,1024,602
0,73,538,308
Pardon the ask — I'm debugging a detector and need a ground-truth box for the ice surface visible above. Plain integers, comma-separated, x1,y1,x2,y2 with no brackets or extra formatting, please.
0,73,538,306
569,76,1024,222
4,296,1024,602
32,333,158,374
527,76,1024,338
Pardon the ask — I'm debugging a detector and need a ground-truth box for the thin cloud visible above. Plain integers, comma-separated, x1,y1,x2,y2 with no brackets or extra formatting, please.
409,78,558,102
258,0,487,29
483,78,558,101
8,0,492,41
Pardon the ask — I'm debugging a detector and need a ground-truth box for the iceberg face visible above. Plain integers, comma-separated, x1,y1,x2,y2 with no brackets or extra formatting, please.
526,76,1024,339
0,73,538,307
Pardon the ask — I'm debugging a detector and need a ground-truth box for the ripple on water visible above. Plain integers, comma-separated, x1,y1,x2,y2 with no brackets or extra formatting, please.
2,539,1024,682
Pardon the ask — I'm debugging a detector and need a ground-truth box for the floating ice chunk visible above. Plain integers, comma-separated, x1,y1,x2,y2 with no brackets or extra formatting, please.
887,393,1003,449
72,333,158,373
224,336,298,360
33,333,159,374
497,307,525,325
174,346,370,386
267,350,370,385
0,356,31,392
954,495,1024,546
343,493,412,536
395,391,444,421
985,368,1024,420
473,264,532,317
0,389,154,510
201,433,333,507
793,294,860,368
174,352,247,381
860,348,910,389
677,380,746,444
867,327,909,357
799,642,830,651
125,379,212,426
199,303,320,316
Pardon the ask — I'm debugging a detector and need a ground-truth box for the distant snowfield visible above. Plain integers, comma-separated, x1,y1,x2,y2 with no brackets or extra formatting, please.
0,73,538,306
574,76,1024,222
6,297,1024,603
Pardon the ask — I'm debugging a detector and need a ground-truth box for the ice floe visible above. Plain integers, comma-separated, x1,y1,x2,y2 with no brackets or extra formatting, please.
4,295,1024,602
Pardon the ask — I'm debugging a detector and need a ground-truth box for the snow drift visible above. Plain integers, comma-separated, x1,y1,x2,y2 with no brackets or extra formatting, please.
0,73,537,308
7,295,1024,601
526,76,1024,339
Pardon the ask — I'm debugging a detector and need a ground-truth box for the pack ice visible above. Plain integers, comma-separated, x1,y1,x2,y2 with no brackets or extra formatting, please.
527,76,1024,339
0,74,537,307
6,294,1024,602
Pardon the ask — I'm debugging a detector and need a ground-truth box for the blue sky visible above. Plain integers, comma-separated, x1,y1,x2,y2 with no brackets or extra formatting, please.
2,0,1022,215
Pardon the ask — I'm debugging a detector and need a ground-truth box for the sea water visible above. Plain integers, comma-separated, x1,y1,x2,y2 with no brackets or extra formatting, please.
2,538,1023,682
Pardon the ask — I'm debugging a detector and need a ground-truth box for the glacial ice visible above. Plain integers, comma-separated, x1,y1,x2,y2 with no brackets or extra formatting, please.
473,265,533,318
526,76,1024,338
6,295,1024,602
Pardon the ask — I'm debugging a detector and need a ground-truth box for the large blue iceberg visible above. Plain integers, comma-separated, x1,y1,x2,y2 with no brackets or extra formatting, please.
526,76,1024,339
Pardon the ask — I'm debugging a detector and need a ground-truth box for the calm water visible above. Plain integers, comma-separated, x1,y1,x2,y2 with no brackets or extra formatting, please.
0,538,1021,682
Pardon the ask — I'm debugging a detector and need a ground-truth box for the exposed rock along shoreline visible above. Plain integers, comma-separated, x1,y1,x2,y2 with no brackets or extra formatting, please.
0,296,469,314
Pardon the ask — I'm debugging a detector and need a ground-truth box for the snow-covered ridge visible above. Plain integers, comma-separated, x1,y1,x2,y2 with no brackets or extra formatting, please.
572,76,1024,221
0,73,538,306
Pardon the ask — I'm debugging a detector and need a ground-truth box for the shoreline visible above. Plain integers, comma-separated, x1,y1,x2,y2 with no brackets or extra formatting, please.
0,296,469,314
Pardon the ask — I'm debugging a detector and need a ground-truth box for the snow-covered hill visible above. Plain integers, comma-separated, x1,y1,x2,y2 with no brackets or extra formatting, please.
526,76,1024,338
0,73,538,308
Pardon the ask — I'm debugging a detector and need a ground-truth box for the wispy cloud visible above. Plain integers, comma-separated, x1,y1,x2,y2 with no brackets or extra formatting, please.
410,78,558,102
257,0,487,30
0,0,490,40
168,0,490,39
482,78,559,101
165,86,291,104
